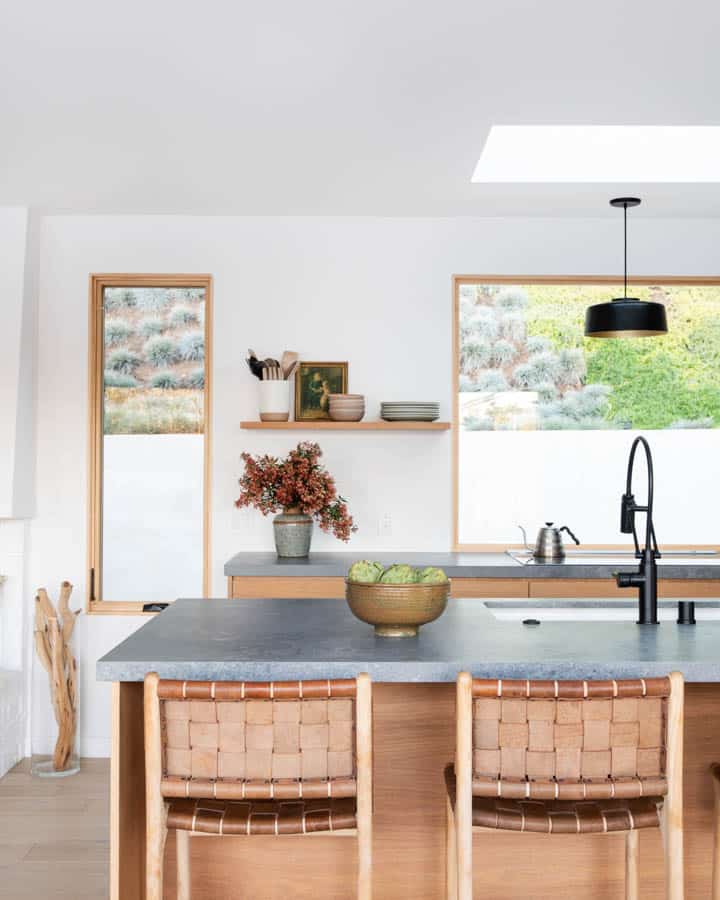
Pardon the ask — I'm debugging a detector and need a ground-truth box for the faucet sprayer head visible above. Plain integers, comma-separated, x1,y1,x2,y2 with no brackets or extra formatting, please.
620,492,636,534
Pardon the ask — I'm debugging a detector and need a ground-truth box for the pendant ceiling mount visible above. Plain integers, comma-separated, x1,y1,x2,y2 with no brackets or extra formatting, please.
610,197,641,209
584,197,668,339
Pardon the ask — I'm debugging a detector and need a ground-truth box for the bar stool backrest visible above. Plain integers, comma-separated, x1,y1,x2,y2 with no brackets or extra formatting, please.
151,678,360,801
468,677,672,800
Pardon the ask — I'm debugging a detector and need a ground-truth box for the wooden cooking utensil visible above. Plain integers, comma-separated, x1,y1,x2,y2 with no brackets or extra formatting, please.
281,351,299,379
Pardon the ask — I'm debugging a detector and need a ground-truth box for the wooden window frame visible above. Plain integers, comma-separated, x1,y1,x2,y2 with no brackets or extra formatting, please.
87,274,213,615
452,274,720,552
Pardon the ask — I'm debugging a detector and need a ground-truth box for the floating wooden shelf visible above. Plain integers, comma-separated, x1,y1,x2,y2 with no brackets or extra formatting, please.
240,420,451,431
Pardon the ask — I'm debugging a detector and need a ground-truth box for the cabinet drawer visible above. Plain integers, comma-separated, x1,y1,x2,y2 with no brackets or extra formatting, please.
528,578,720,598
229,576,345,599
450,578,529,598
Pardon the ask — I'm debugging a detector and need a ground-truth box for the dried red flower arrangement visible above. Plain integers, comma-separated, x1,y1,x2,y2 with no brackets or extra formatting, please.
235,441,357,542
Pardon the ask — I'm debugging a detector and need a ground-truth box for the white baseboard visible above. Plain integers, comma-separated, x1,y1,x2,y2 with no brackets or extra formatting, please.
80,737,111,758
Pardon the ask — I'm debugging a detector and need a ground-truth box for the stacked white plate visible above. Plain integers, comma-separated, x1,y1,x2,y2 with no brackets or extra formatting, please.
380,401,440,422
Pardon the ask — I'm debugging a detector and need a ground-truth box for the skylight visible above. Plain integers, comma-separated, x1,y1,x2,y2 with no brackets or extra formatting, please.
472,126,720,183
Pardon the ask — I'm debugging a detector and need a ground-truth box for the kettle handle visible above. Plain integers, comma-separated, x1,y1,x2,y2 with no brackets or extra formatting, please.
517,525,532,551
560,525,580,545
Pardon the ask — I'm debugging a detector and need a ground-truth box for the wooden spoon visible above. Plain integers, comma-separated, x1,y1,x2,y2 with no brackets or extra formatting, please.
281,351,299,379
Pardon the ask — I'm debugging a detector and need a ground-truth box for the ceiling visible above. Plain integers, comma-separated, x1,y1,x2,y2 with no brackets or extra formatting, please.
1,0,719,216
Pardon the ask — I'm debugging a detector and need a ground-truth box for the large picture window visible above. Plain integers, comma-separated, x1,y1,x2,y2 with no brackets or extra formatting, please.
88,275,212,612
453,276,720,549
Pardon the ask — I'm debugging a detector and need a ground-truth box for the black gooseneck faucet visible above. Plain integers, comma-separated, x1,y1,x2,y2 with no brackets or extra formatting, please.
615,436,660,625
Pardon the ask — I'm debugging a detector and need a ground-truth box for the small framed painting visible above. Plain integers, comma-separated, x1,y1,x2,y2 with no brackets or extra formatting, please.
294,361,348,420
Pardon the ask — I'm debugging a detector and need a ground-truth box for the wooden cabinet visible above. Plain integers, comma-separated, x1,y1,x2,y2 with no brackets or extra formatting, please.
528,578,720,598
228,575,720,600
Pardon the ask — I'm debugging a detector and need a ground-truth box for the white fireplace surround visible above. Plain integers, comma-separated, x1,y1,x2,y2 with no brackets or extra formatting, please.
0,522,29,777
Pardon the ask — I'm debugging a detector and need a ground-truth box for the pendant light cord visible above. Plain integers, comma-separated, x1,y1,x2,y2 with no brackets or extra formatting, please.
623,201,628,299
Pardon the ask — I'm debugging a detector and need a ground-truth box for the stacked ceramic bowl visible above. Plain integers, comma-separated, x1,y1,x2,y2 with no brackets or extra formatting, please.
328,394,366,422
380,401,440,422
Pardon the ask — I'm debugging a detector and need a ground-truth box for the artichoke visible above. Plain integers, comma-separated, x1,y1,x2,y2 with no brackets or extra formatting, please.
417,566,449,584
347,560,385,583
379,564,419,584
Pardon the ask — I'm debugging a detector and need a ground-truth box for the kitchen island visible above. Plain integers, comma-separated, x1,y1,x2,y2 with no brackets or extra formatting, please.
99,598,720,899
225,550,720,601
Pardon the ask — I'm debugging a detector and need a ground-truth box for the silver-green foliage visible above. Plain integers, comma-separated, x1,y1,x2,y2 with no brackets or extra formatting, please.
526,335,553,356
178,331,205,362
492,339,517,366
104,370,138,387
475,370,509,391
500,312,526,342
468,306,499,340
105,319,133,346
106,348,142,374
538,384,612,429
528,351,561,384
144,336,179,367
185,368,205,389
557,348,586,386
461,337,492,369
104,288,137,310
150,371,180,389
535,381,558,403
139,317,166,337
494,287,529,310
170,306,198,326
135,289,169,312
512,362,535,389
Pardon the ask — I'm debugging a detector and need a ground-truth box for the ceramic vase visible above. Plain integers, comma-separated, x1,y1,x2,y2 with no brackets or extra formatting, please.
273,506,313,557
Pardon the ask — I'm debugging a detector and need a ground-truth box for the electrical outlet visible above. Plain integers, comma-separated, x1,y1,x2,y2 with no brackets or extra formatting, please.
378,513,393,537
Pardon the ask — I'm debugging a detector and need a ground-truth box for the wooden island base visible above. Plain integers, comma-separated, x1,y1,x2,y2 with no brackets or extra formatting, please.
112,682,719,900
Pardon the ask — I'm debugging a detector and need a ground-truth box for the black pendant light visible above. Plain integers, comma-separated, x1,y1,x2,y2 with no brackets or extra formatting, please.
584,198,668,338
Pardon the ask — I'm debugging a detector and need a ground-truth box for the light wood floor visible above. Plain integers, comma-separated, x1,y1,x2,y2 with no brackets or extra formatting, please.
0,758,109,899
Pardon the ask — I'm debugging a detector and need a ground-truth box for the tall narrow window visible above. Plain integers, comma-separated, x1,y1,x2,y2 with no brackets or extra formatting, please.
88,275,212,611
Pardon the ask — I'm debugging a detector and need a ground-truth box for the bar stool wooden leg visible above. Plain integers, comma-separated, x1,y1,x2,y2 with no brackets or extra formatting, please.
663,671,684,900
145,814,167,900
625,830,639,900
456,673,473,900
176,829,191,900
446,793,458,900
356,672,373,900
357,821,372,900
145,673,167,900
711,764,720,900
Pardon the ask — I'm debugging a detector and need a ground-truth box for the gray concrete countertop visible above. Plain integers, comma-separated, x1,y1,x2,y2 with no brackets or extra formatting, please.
97,598,720,683
223,551,720,580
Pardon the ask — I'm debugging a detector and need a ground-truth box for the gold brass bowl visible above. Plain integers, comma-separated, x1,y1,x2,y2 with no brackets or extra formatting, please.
345,579,450,637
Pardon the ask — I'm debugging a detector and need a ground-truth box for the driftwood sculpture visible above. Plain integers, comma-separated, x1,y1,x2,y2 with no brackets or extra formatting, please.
34,581,80,771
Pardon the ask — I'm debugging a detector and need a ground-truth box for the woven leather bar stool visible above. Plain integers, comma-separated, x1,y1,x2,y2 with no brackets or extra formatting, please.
446,671,684,900
144,672,373,900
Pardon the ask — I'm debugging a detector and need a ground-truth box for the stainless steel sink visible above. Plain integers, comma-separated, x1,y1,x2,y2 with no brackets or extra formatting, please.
483,599,720,622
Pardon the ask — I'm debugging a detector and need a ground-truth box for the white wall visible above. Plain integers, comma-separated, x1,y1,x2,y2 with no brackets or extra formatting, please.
0,206,36,518
29,214,720,756
0,207,38,774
